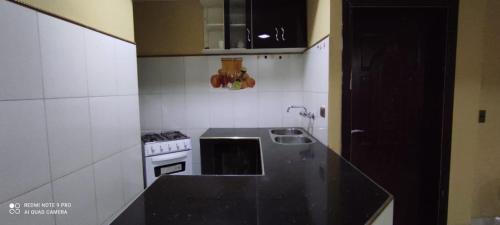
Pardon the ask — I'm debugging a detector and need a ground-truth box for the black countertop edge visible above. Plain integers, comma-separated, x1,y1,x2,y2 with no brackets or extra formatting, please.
111,128,393,225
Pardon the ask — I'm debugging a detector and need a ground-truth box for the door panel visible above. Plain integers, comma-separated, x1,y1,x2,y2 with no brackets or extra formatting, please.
348,8,447,225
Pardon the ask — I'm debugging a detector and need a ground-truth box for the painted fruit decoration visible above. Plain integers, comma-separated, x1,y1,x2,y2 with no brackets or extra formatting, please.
210,57,255,90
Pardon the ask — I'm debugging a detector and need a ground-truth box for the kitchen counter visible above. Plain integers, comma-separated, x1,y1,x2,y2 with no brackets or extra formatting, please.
111,128,392,225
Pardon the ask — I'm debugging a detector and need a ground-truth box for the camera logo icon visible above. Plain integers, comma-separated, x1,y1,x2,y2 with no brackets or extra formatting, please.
8,203,20,215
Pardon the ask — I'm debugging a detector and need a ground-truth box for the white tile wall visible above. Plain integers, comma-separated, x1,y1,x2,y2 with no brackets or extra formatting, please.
138,43,329,167
185,56,209,93
90,97,121,161
85,29,117,97
120,145,144,203
304,39,329,93
209,92,235,128
0,100,50,203
139,95,163,131
94,155,125,224
0,184,55,225
162,58,186,95
53,166,98,225
0,3,143,225
302,38,329,145
162,94,186,129
114,41,139,96
258,92,283,127
233,91,259,128
0,0,43,100
185,93,211,129
38,13,88,98
117,96,141,150
45,98,93,179
281,91,304,127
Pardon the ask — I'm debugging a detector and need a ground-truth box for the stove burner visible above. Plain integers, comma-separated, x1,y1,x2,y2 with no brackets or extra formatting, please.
160,131,189,140
141,133,166,143
142,131,189,143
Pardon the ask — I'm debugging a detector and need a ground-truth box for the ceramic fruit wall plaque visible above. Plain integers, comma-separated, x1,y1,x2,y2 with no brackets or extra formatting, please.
210,58,256,90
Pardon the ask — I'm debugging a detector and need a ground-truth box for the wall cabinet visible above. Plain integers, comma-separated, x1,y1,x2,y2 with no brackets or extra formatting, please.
202,0,307,51
252,0,307,48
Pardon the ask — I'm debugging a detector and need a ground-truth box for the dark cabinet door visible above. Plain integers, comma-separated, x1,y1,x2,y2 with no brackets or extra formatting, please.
226,0,251,49
251,0,282,48
251,0,306,48
277,0,307,48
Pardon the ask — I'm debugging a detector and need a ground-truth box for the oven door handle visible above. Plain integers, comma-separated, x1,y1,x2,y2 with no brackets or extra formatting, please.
151,151,188,163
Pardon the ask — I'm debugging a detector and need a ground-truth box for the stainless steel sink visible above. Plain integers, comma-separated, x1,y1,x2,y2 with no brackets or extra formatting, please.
270,128,303,135
274,136,313,144
269,128,316,145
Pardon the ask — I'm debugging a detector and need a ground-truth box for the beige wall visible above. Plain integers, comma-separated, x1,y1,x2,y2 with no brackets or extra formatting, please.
472,0,500,218
307,0,330,47
447,0,484,223
327,0,342,153
17,0,135,42
133,0,204,56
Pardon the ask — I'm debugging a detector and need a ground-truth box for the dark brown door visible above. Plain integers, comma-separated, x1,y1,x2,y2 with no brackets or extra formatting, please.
345,8,450,225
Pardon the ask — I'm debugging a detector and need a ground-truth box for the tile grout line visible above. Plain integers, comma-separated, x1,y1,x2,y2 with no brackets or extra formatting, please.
0,142,142,207
0,93,139,102
82,28,101,225
35,11,57,225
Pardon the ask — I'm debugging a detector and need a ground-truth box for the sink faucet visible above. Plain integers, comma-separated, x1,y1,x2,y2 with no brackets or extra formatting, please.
286,105,315,120
287,105,307,113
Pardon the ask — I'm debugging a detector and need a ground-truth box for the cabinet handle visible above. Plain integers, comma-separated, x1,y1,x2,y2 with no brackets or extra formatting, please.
275,27,279,42
351,129,366,134
281,27,286,41
247,28,251,42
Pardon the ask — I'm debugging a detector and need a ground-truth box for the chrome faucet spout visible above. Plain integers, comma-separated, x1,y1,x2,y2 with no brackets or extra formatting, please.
287,105,307,113
287,105,315,120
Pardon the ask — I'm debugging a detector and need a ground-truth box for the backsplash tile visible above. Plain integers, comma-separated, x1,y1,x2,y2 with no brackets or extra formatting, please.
114,41,139,95
85,29,117,97
185,56,209,93
0,3,143,224
258,92,284,127
138,38,329,145
209,92,235,128
120,145,144,203
90,97,122,161
162,94,187,130
38,13,88,98
139,95,163,131
94,154,125,224
185,93,211,129
45,98,92,179
0,0,43,100
53,166,98,225
0,100,50,203
0,184,55,225
139,39,328,139
233,91,259,128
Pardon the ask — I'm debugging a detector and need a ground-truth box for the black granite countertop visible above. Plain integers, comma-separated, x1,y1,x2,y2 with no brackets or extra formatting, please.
111,128,392,225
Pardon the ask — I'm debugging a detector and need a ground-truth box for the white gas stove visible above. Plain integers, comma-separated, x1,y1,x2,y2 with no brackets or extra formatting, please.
141,131,193,187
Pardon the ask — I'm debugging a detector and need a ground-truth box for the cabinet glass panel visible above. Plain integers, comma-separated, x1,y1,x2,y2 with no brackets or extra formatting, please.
202,0,225,49
228,0,248,49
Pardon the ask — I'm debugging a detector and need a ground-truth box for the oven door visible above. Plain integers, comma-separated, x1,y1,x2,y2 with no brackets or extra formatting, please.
144,151,192,186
